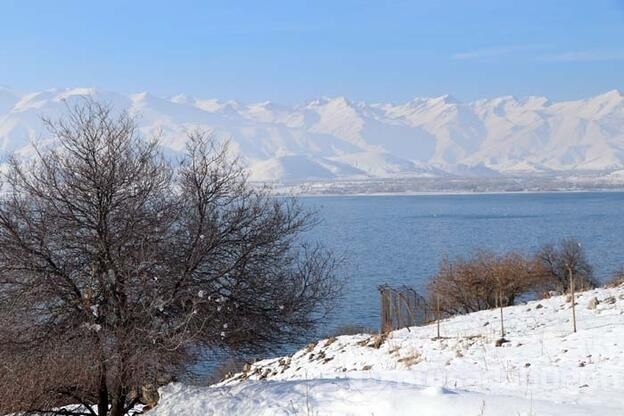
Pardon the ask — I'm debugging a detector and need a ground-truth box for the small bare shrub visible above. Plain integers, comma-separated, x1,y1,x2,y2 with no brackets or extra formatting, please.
328,324,374,337
367,332,388,349
324,337,337,347
397,351,421,367
205,358,248,385
605,268,624,288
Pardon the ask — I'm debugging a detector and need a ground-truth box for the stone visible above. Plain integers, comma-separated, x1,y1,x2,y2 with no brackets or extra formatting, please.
495,338,509,347
141,384,160,408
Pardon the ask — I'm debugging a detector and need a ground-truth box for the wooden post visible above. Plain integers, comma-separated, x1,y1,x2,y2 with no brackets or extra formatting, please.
499,288,505,337
569,266,577,333
382,290,387,333
395,291,401,330
436,295,441,339
379,286,392,333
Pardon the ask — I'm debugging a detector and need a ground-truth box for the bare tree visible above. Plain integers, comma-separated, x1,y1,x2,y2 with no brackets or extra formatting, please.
489,251,539,338
0,101,340,415
536,238,597,293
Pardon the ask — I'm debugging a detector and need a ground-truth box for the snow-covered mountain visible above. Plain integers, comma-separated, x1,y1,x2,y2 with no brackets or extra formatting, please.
1,87,623,182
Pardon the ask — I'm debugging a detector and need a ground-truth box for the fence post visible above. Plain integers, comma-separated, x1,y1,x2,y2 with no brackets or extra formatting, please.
436,295,441,339
379,285,391,333
568,266,577,333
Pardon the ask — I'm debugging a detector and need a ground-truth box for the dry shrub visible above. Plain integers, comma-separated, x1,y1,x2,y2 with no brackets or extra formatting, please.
324,336,338,347
605,268,624,288
204,358,248,385
0,338,99,414
356,332,388,349
328,324,374,337
397,351,421,367
428,250,541,316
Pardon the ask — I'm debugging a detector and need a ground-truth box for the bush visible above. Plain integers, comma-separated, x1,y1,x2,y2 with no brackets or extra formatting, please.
428,250,541,316
205,358,248,385
328,324,375,337
605,268,624,288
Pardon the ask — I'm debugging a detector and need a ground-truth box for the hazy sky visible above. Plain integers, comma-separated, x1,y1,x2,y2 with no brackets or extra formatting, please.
2,0,624,103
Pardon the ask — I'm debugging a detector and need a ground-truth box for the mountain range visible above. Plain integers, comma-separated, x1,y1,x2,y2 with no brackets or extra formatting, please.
1,86,623,182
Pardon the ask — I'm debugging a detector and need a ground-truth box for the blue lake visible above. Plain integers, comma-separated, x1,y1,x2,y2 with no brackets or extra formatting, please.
302,191,624,332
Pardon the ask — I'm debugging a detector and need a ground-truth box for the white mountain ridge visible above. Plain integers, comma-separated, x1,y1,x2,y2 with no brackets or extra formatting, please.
0,87,623,182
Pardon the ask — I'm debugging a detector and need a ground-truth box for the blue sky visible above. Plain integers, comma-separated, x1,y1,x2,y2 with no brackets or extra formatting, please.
1,0,624,103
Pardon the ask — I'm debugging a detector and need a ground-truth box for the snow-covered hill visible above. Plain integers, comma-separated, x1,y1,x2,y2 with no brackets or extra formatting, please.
1,87,624,182
150,285,624,415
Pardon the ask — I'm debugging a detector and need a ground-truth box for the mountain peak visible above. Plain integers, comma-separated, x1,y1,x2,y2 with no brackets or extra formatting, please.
595,89,623,101
325,96,351,106
521,95,550,106
316,96,352,106
54,87,98,101
131,91,164,105
251,100,275,108
428,94,459,105
170,93,194,104
132,91,150,100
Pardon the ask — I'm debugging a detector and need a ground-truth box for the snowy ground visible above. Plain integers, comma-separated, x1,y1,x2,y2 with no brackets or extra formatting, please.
149,285,624,415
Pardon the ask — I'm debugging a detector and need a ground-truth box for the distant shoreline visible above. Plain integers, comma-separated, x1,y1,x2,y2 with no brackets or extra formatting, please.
273,187,624,198
260,175,624,197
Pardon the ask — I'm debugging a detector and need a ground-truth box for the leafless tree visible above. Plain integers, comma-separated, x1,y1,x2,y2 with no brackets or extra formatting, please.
537,239,596,333
0,101,340,415
536,238,597,293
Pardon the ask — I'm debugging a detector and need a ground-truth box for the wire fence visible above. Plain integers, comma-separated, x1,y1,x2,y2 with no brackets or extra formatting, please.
378,284,429,332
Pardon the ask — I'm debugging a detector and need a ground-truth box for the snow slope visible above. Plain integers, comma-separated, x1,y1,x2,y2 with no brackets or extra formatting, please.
1,87,624,181
150,285,624,415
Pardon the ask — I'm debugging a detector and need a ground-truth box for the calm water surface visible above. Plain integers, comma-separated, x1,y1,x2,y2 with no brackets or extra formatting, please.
302,192,624,332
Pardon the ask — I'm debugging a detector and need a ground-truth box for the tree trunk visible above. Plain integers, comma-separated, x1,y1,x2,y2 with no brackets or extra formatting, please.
97,363,108,416
109,392,126,416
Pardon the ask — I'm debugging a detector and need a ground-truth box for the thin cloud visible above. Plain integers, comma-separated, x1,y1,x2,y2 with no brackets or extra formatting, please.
452,44,545,60
539,50,624,62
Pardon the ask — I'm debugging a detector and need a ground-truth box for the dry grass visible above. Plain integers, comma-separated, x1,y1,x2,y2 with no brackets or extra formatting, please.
328,324,374,337
357,332,388,349
605,269,624,288
398,352,421,368
324,337,337,347
205,358,248,384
